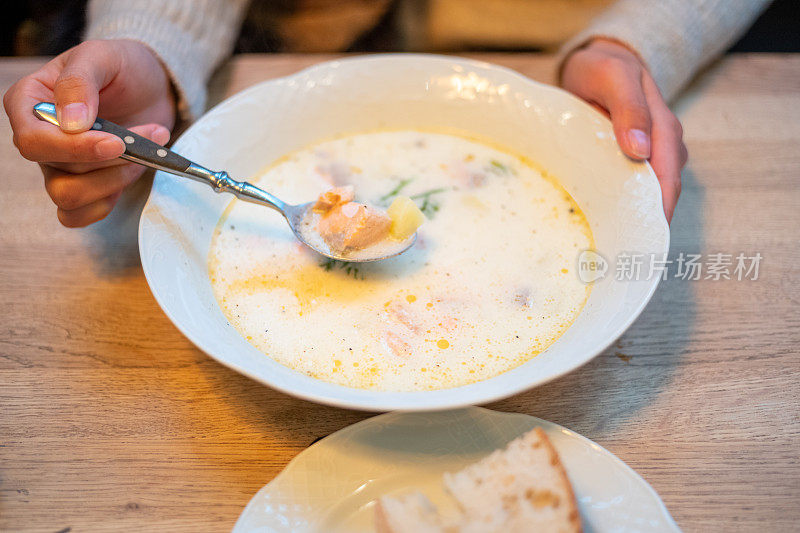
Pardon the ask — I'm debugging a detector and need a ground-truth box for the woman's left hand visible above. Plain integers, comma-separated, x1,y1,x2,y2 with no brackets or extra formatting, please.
561,38,688,223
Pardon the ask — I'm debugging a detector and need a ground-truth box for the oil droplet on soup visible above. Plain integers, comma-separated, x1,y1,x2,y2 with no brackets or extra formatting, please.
208,130,593,391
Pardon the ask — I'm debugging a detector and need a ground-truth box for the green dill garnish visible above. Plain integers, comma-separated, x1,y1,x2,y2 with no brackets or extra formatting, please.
410,188,447,218
379,178,414,203
418,197,440,217
344,264,361,278
381,182,447,218
488,159,516,175
319,258,363,279
410,187,447,200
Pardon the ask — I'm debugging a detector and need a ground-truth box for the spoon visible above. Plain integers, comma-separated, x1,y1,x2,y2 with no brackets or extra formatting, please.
32,102,416,263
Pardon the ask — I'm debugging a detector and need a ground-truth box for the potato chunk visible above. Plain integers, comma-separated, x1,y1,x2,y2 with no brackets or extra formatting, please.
388,196,425,240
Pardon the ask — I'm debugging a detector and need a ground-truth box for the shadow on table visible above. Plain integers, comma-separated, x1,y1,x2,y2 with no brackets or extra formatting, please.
78,171,154,278
202,356,374,432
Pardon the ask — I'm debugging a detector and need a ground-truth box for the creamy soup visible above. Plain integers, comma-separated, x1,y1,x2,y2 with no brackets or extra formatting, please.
208,131,592,391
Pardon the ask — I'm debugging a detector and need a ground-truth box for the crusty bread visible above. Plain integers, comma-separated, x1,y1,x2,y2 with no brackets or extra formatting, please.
444,427,582,533
375,427,582,533
375,491,444,533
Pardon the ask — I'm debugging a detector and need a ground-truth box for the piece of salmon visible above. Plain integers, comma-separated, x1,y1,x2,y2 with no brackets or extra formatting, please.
313,185,355,213
384,301,422,334
317,201,391,252
383,331,413,358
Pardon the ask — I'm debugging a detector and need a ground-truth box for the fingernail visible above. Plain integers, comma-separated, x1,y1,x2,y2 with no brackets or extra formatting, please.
627,129,650,159
95,137,125,159
59,103,90,132
152,125,170,145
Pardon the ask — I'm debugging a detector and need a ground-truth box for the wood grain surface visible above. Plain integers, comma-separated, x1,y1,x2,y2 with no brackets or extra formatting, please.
1,54,798,532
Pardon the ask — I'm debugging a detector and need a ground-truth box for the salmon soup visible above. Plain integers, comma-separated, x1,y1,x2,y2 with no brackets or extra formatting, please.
208,131,592,391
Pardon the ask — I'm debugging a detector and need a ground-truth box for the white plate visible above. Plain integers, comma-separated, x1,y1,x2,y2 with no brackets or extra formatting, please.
139,54,669,411
233,407,680,533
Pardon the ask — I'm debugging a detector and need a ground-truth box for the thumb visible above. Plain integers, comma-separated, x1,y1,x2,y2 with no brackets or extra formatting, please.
601,73,652,160
54,42,119,133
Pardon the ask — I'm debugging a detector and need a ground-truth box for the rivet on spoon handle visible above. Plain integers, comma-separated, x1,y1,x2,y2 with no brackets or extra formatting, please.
31,102,285,210
33,102,194,175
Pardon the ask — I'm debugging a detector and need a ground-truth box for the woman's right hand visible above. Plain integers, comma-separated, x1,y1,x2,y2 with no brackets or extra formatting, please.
3,39,176,227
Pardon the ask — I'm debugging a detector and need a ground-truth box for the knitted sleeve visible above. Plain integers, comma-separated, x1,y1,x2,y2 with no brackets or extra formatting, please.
85,0,250,120
558,0,772,101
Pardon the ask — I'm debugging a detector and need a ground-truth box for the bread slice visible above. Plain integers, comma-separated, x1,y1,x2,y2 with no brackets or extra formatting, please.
443,427,581,532
375,491,445,533
375,427,582,533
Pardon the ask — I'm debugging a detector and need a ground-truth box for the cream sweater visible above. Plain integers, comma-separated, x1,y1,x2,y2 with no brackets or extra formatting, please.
85,0,770,121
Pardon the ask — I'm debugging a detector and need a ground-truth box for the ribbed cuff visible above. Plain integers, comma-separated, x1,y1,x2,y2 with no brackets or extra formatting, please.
556,8,689,102
85,0,248,121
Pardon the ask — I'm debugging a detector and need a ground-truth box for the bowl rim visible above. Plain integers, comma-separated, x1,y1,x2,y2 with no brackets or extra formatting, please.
138,53,669,411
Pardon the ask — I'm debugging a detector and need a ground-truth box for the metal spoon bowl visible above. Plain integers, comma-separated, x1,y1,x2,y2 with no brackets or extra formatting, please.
33,102,416,263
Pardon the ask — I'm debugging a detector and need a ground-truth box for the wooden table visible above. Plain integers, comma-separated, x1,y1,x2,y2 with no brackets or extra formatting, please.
1,53,798,532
